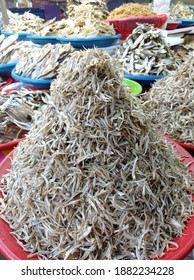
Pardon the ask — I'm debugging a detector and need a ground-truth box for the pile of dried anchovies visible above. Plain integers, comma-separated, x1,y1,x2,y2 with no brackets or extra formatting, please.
114,24,183,76
142,52,194,144
0,49,193,260
0,88,49,144
15,43,74,79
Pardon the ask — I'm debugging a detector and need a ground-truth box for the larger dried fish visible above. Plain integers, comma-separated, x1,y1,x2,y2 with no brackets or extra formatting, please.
0,49,193,260
15,43,74,79
114,23,183,76
0,88,50,144
0,34,25,65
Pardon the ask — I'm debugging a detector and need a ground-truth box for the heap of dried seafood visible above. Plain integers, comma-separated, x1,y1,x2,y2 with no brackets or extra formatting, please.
0,34,25,65
107,3,156,19
142,52,194,144
170,1,194,20
114,23,182,76
15,43,74,79
67,0,109,19
4,12,44,33
0,88,49,144
58,2,115,37
0,49,193,260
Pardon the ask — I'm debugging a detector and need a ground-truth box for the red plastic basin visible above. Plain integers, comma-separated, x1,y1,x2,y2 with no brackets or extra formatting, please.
107,14,168,40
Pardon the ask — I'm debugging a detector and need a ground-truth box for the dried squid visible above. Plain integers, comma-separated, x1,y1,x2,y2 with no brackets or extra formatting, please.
142,52,194,144
0,49,193,260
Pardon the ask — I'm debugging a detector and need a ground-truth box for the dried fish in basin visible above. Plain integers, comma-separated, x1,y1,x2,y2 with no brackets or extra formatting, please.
114,23,183,76
0,49,193,260
141,52,194,145
0,34,26,65
15,43,74,79
170,1,194,20
58,2,115,38
0,88,50,144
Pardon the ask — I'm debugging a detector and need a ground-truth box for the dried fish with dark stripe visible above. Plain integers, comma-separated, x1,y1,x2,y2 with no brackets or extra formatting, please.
142,52,194,144
0,49,193,260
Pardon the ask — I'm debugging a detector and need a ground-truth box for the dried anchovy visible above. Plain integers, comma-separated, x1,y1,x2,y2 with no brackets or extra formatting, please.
0,49,193,260
15,43,74,79
114,23,183,76
141,52,194,144
107,3,156,19
170,1,194,20
0,88,50,144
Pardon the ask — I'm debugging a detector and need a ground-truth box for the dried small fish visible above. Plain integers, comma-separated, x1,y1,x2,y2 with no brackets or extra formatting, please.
170,1,194,20
0,49,193,260
0,88,50,144
114,23,183,76
141,52,194,144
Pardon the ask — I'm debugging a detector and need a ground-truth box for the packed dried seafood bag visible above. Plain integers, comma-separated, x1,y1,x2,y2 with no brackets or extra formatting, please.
0,49,193,260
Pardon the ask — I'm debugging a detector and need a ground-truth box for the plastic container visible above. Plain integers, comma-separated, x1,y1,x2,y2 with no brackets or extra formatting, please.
11,68,52,89
57,34,122,49
0,137,194,260
124,73,165,87
1,32,31,41
0,76,14,91
0,138,25,151
166,21,182,30
177,19,194,29
27,35,58,45
107,14,168,40
122,78,143,97
0,63,17,75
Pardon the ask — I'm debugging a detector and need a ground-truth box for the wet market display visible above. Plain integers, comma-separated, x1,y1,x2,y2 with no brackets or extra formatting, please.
0,50,194,260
